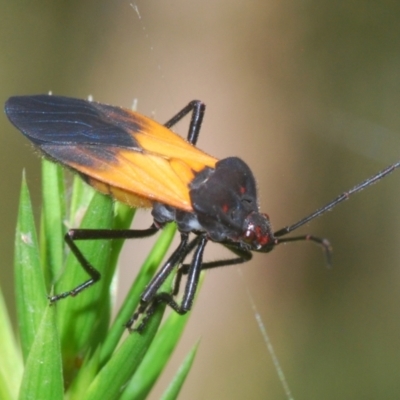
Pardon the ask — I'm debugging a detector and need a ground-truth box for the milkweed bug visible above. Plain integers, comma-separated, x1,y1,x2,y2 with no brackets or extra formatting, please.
5,95,400,330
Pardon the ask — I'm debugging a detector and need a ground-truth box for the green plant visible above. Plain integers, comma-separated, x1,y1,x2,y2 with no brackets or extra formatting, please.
0,159,198,400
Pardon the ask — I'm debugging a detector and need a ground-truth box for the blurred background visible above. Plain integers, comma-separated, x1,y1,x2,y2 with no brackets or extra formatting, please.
1,1,400,399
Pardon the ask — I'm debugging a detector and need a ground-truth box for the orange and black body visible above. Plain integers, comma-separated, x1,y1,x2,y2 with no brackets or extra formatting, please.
5,95,400,329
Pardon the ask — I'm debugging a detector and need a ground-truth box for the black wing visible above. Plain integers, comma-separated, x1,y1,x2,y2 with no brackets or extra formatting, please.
5,95,140,148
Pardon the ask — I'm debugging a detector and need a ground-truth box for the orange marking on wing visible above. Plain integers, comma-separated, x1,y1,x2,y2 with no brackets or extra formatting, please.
68,148,200,211
122,112,217,171
87,178,153,208
169,158,196,184
135,131,217,172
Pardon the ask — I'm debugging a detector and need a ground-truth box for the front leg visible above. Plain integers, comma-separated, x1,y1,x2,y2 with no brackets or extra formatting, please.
130,235,208,332
127,233,191,331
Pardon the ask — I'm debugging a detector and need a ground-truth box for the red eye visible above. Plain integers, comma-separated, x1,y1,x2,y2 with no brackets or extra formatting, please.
243,212,274,249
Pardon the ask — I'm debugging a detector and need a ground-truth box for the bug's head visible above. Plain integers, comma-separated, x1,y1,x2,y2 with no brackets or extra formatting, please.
241,211,275,251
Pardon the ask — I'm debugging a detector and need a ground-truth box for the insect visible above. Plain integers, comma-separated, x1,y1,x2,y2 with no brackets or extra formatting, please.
5,95,400,330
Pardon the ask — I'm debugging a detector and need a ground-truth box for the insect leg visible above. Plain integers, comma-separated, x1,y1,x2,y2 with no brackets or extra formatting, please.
154,239,253,313
274,235,332,266
127,233,191,330
147,235,209,319
131,236,255,332
163,100,205,145
178,241,253,280
171,236,203,296
49,225,159,302
155,237,252,306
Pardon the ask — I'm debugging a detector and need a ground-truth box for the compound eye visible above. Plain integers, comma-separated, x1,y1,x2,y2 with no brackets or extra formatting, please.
243,224,263,250
242,212,273,249
244,225,256,243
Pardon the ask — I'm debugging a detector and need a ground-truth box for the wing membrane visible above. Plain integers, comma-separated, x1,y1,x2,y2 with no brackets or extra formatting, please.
5,95,218,211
